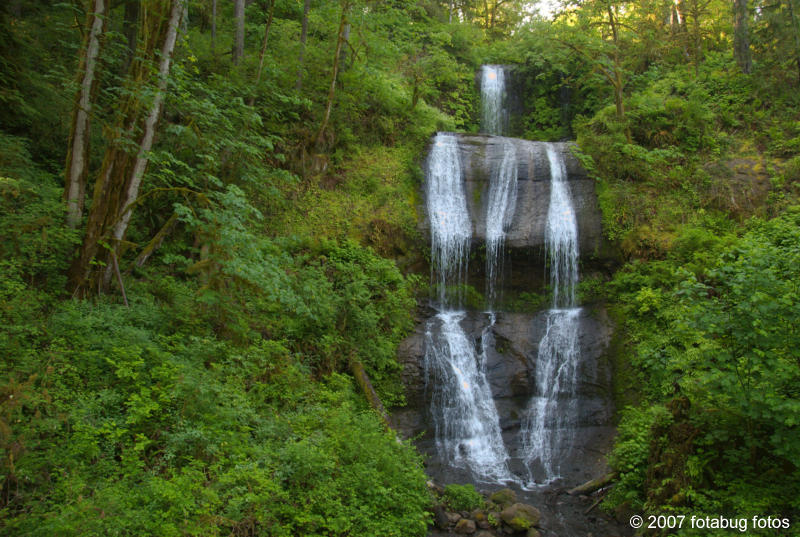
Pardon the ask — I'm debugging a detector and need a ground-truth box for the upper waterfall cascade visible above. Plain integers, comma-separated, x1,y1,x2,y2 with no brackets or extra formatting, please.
481,65,508,135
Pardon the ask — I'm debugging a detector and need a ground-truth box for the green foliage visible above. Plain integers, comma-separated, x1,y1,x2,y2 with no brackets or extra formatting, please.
441,483,484,512
605,210,800,527
1,278,429,537
0,134,81,364
606,405,672,510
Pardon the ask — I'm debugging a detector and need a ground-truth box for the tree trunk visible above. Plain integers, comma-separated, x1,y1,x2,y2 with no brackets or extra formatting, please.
295,0,311,90
69,0,185,295
314,1,350,150
65,0,106,229
338,22,351,71
567,472,617,495
233,0,245,65
134,211,178,268
690,0,703,74
121,0,139,73
349,357,392,428
733,0,752,73
249,0,275,105
607,3,631,142
211,0,217,52
788,0,800,84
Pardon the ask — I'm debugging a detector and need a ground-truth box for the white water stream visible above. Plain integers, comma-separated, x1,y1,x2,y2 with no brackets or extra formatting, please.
521,143,582,484
485,139,517,305
425,131,512,482
481,65,507,135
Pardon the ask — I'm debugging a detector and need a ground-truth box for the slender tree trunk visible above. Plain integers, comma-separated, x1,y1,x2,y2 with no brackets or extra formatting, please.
69,0,185,295
122,0,139,72
233,0,245,65
689,0,703,75
295,0,311,90
314,1,350,150
65,0,106,229
211,0,217,52
349,356,392,429
607,3,631,142
111,0,184,250
338,22,351,71
788,0,800,84
249,0,275,105
133,212,178,268
733,0,752,73
9,0,23,18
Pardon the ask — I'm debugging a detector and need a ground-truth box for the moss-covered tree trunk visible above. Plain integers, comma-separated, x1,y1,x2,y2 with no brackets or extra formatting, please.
733,0,752,73
211,0,217,52
606,3,631,143
249,0,275,105
68,0,185,296
64,0,106,229
314,0,351,151
788,0,800,83
295,0,311,90
233,0,245,65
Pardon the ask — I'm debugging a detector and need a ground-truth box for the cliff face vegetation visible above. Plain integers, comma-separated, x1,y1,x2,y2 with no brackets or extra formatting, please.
1,0,799,534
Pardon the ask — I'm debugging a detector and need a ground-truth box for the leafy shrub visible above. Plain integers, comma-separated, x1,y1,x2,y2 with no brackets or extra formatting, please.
442,483,484,512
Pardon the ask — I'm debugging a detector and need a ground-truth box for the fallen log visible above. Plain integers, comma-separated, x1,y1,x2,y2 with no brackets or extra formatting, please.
568,472,616,496
349,355,392,428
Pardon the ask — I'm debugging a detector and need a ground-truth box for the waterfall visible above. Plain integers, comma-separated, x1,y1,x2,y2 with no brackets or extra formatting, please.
544,144,579,308
521,143,582,484
427,133,471,308
481,65,507,135
424,133,512,482
485,139,517,304
425,311,513,482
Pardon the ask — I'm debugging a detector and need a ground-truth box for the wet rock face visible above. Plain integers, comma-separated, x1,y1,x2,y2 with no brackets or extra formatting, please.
420,134,603,257
394,306,615,443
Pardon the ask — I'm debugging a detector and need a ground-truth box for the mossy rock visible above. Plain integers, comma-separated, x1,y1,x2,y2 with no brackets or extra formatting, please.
509,516,532,530
471,509,486,522
500,503,541,530
454,518,476,534
488,488,517,507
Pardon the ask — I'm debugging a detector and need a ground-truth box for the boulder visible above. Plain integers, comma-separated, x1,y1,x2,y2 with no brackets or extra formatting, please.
500,503,541,531
447,512,463,525
455,518,477,534
433,504,450,530
489,488,517,508
471,509,487,523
